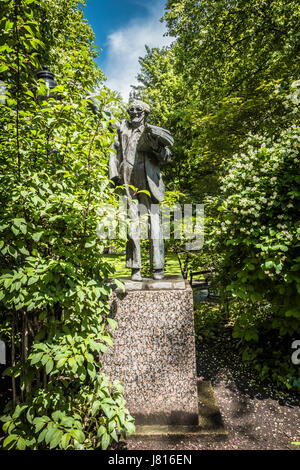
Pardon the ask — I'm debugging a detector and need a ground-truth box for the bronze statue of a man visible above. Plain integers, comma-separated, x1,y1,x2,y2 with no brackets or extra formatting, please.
109,100,173,281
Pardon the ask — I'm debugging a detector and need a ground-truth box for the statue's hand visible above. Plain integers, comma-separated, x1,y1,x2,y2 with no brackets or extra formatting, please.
163,147,171,163
157,146,171,164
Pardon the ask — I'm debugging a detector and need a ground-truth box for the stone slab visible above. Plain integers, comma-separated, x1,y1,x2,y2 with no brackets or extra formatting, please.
110,275,187,292
102,277,199,425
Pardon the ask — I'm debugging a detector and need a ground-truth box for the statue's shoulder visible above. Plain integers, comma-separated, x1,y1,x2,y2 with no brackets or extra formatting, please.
119,119,130,133
146,124,174,147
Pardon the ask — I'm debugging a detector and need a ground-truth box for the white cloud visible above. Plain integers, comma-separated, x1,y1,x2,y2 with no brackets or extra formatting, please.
103,3,172,102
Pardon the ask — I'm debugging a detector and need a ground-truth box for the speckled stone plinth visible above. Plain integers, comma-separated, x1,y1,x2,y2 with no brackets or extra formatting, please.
102,276,199,425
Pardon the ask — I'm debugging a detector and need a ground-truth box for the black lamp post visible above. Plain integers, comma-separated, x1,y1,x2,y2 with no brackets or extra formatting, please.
36,66,59,158
36,66,57,100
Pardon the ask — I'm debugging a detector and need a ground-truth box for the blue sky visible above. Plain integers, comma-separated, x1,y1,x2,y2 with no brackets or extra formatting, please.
84,0,172,101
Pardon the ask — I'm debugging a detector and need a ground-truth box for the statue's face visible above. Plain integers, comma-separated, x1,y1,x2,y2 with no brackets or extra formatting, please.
128,103,146,127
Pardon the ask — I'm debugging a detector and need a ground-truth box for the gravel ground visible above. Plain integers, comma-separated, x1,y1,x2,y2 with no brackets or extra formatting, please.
127,329,300,451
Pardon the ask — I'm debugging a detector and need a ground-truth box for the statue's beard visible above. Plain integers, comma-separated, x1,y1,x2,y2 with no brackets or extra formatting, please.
130,115,145,128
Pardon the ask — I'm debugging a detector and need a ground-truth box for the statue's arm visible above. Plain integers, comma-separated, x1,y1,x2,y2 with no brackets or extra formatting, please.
144,124,173,164
146,134,172,165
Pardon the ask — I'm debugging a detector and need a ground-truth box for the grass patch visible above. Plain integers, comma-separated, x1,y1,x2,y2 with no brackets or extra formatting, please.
101,253,182,278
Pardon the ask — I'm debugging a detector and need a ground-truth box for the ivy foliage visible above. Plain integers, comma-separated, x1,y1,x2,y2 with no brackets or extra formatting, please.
0,0,134,449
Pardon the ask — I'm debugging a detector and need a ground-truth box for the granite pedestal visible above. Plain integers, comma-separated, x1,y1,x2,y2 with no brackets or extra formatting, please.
102,275,199,426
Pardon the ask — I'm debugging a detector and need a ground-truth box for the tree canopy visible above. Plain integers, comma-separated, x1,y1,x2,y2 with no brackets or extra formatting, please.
133,0,300,200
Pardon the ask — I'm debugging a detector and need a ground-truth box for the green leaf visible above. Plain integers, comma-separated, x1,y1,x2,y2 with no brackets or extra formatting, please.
51,410,63,422
30,352,43,365
32,231,44,242
45,358,54,374
19,246,30,256
0,64,9,73
285,308,300,318
49,429,63,449
33,417,47,433
68,356,78,373
102,404,113,419
137,189,151,196
19,224,27,235
11,226,20,236
103,335,114,348
87,362,96,380
70,429,85,444
110,429,119,442
97,425,106,437
124,421,135,434
56,358,67,368
114,278,125,292
265,260,275,269
91,400,101,416
45,424,58,445
41,354,50,366
2,420,12,433
101,432,110,450
3,434,18,449
77,365,87,381
61,433,71,449
12,404,28,419
107,318,118,330
28,276,39,286
16,437,27,450
26,407,35,424
85,240,96,248
60,416,74,427
37,428,47,443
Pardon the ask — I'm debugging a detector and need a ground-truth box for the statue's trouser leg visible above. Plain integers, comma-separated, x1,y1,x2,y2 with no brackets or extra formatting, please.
126,194,164,271
126,198,142,269
149,202,164,271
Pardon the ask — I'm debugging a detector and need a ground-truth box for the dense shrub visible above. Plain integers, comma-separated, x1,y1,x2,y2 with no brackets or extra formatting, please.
0,0,134,450
211,89,300,388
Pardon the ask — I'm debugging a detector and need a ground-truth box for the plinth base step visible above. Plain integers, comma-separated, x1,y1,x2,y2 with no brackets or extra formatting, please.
130,425,227,440
129,381,228,440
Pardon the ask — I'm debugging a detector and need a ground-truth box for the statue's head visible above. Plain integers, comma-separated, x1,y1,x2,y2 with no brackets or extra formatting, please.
127,100,150,128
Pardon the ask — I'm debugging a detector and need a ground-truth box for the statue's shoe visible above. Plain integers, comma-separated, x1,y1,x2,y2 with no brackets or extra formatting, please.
153,270,164,280
131,269,142,281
